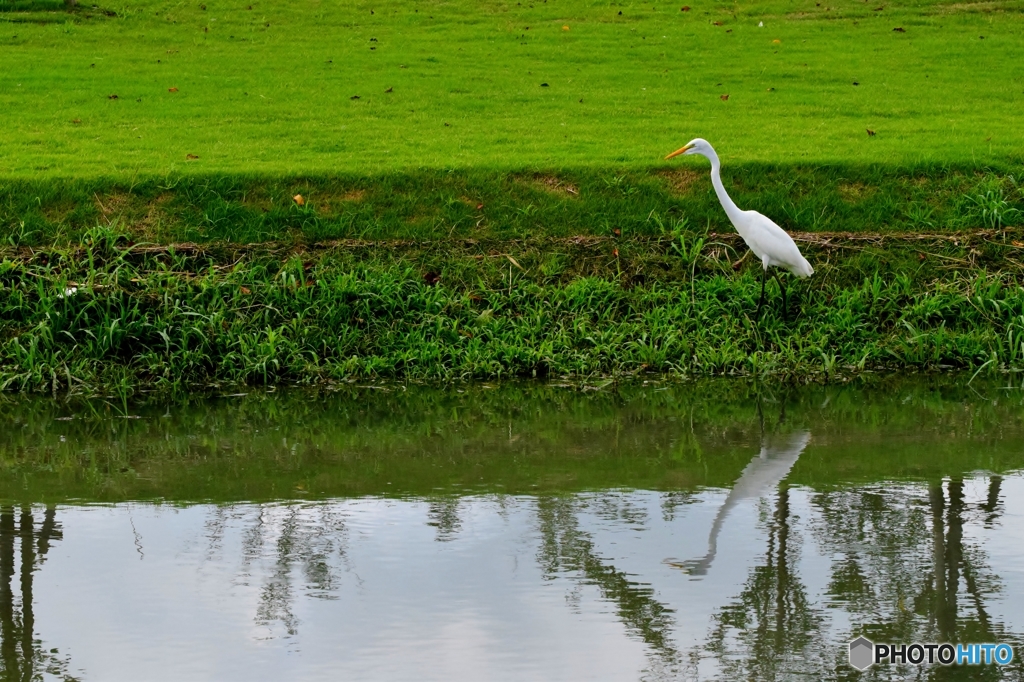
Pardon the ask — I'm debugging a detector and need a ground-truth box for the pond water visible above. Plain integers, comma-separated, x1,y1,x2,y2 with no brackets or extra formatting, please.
2,377,1024,681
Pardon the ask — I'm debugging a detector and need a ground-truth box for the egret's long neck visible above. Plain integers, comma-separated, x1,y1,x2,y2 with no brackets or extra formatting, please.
706,148,745,230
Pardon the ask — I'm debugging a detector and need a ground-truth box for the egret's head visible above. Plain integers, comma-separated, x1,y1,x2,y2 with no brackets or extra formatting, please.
665,138,711,160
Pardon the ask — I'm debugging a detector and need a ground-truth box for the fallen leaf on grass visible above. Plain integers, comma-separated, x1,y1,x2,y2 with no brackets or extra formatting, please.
384,86,393,93
613,248,619,257
681,5,690,10
506,254,524,271
772,38,781,43
720,94,729,100
476,203,484,210
562,25,569,30
186,153,199,159
613,228,621,236
866,129,876,136
712,20,722,25
293,194,305,206
240,286,251,295
168,87,179,92
71,118,82,124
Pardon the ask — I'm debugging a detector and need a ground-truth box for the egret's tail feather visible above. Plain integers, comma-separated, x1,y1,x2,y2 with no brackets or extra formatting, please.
792,257,814,278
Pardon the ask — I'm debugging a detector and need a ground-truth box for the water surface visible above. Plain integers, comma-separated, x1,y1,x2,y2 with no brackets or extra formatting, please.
2,377,1024,681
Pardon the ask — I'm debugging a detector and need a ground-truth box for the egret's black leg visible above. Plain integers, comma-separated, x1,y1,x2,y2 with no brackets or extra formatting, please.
756,267,767,317
772,271,788,321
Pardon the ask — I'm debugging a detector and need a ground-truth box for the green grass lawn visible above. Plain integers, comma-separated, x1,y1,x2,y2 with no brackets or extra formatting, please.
2,0,1023,178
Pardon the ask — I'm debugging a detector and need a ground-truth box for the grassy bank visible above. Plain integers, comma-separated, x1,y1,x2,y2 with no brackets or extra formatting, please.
3,165,1023,247
5,219,1024,393
4,0,1024,393
2,0,1023,176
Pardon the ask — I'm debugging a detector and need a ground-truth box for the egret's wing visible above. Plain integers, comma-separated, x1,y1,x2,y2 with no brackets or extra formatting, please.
744,211,812,275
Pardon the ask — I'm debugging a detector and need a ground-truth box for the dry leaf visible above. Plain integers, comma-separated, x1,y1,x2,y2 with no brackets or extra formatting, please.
168,87,179,92
613,228,621,236
613,248,619,257
186,153,199,159
240,286,251,295
505,254,524,271
712,20,723,25
476,203,484,210
681,5,690,10
293,194,305,206
772,38,781,43
562,25,569,30
384,87,393,93
720,94,730,100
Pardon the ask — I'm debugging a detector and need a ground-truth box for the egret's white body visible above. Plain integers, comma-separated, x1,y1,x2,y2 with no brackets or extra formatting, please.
666,138,812,315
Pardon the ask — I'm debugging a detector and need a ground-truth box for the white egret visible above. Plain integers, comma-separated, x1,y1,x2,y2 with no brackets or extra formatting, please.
665,138,813,318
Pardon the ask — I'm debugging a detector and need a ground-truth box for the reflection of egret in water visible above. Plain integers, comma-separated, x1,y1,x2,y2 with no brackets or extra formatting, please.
665,431,810,576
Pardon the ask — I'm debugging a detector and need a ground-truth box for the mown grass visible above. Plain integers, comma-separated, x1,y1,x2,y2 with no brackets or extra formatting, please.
5,222,1024,394
1,0,1023,177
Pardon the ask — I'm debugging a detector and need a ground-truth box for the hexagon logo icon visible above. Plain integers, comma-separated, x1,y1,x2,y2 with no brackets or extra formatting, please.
849,636,875,670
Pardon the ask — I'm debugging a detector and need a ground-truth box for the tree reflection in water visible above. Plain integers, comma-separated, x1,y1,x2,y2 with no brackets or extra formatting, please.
0,505,76,682
1,473,1021,679
702,472,1024,680
238,503,351,637
536,495,685,680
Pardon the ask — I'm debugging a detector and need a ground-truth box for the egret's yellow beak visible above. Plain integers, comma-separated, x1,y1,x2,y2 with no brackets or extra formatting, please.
665,144,693,160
